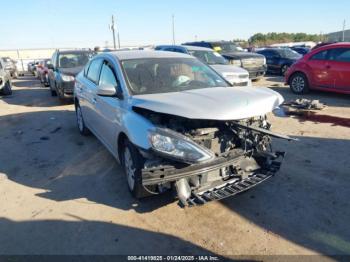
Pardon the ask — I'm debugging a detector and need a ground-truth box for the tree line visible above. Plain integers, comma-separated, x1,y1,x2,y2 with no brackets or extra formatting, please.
235,32,326,47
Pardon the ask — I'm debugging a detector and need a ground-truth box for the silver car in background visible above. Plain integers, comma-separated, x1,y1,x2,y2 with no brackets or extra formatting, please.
0,58,12,95
74,51,292,206
155,45,250,86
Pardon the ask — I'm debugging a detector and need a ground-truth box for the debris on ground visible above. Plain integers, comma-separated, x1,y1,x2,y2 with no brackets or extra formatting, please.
282,99,326,111
50,127,62,134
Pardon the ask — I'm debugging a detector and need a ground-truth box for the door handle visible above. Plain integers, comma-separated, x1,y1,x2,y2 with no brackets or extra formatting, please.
326,65,331,69
92,97,97,104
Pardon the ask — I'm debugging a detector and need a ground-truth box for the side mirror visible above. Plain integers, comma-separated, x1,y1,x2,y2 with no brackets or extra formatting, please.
48,64,54,70
97,83,116,96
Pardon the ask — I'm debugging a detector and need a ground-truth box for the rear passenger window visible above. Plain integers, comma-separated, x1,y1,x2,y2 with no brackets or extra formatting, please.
311,50,328,60
328,48,350,63
87,59,103,83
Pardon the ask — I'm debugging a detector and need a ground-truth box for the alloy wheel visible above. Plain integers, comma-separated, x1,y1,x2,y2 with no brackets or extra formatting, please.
76,106,84,132
291,76,305,93
124,148,135,191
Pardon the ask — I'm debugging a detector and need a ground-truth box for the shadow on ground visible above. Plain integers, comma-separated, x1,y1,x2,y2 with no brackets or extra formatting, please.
220,136,350,255
0,76,70,107
0,110,176,213
0,218,218,255
1,109,350,256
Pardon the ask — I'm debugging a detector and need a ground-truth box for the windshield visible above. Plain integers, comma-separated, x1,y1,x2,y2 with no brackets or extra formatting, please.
58,52,92,68
121,57,230,95
276,49,302,59
188,50,228,65
212,43,240,53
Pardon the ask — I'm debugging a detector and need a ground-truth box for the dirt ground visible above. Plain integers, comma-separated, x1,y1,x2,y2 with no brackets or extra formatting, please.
0,75,350,258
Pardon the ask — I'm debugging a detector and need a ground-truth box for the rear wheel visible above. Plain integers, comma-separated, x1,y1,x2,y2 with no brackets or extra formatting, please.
2,81,12,95
75,103,90,136
289,73,309,94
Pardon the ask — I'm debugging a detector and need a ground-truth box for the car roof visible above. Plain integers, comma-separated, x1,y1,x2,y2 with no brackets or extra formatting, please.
57,49,92,54
182,45,213,51
156,44,213,52
110,50,192,60
323,42,350,48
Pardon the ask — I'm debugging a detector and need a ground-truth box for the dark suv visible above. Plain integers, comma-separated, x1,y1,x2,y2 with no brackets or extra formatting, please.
183,41,267,80
48,49,94,100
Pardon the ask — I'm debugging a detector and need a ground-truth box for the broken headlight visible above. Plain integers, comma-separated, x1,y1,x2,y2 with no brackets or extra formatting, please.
148,128,214,163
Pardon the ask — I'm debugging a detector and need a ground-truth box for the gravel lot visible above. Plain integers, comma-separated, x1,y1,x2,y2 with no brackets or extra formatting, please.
0,75,350,258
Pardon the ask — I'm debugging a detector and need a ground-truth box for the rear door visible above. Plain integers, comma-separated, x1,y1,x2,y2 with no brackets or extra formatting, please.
80,58,103,131
327,47,350,90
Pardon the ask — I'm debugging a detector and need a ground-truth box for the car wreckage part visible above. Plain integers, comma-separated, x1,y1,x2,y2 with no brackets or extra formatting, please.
142,150,284,206
135,108,291,206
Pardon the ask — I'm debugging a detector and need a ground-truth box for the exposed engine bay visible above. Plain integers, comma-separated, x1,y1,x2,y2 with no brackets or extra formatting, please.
134,107,291,206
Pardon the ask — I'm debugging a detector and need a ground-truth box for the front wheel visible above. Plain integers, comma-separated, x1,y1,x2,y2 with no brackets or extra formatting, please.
49,80,57,96
289,73,309,94
281,65,289,76
2,81,12,95
121,140,150,199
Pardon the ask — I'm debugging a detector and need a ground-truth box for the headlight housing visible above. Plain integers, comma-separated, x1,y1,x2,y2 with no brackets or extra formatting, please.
230,59,242,67
148,128,214,163
61,74,75,82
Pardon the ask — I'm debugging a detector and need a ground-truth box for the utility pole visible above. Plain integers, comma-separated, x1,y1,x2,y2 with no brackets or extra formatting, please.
110,15,116,49
342,19,346,42
172,14,175,45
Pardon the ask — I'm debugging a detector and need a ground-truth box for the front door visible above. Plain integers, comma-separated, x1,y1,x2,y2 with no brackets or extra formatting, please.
327,47,350,90
308,49,335,88
93,61,123,153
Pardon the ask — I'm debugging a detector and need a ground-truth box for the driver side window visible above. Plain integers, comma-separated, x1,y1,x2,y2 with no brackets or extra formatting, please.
99,62,118,87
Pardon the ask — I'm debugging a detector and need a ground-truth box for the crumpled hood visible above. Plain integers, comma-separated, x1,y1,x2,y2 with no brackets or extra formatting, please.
131,87,284,120
59,66,83,77
210,64,249,76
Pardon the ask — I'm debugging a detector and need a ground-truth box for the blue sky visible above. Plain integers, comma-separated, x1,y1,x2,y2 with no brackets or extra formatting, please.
0,0,349,49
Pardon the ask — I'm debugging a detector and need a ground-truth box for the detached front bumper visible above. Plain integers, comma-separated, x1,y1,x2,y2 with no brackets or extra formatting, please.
142,150,285,206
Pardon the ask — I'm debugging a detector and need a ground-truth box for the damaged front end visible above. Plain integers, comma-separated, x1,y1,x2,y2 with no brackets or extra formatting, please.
135,108,292,207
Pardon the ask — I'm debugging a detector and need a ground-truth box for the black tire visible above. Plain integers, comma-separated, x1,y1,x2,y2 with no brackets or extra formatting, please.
2,81,12,96
289,72,309,94
121,140,150,199
281,65,289,76
75,103,91,136
49,80,57,96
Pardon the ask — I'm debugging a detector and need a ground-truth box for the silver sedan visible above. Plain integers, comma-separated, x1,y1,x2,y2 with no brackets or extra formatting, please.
74,50,291,206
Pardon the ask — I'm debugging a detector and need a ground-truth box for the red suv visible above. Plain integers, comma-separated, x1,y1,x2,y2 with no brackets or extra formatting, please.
285,42,350,94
